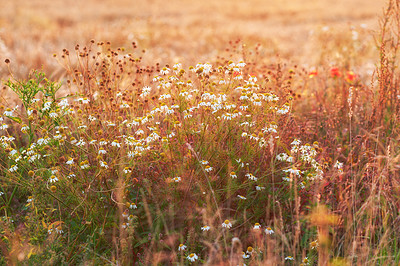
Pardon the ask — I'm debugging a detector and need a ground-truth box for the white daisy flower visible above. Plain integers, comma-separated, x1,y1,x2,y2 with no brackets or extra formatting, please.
204,165,213,172
178,244,187,251
51,169,59,175
334,160,343,169
128,202,137,209
201,225,210,231
0,123,8,130
160,67,170,75
186,253,198,262
111,140,121,148
123,167,132,174
76,97,90,104
237,61,246,68
21,124,29,132
222,219,232,228
42,101,52,111
99,139,108,146
9,164,18,172
253,223,261,230
245,173,258,181
265,227,274,235
49,111,58,118
242,252,250,259
120,103,130,109
3,108,14,116
310,240,319,249
291,139,301,146
100,161,108,169
67,173,76,179
80,161,90,169
49,175,58,183
56,226,63,234
121,222,129,229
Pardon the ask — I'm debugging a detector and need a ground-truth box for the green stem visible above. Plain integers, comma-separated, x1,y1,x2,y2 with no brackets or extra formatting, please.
6,186,18,214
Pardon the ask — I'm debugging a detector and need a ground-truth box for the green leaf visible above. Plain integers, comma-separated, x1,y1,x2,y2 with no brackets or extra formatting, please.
134,237,151,248
7,116,22,124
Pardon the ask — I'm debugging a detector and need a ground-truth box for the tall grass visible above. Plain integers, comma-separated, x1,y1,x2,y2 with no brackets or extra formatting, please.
0,1,400,265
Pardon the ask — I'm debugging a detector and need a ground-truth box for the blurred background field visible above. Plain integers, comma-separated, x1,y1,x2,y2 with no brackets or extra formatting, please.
0,0,385,79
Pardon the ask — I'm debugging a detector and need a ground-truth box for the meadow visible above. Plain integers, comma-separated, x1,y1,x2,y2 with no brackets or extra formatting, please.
0,0,399,265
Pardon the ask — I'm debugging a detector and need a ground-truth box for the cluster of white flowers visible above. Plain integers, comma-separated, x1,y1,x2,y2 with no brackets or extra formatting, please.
334,160,344,173
280,139,324,185
262,122,278,134
283,168,302,176
245,173,258,181
193,63,212,75
76,97,90,104
140,86,152,98
276,103,290,115
276,152,294,162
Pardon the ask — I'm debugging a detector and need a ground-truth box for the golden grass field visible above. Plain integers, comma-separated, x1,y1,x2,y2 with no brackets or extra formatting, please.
0,0,385,78
2,0,400,265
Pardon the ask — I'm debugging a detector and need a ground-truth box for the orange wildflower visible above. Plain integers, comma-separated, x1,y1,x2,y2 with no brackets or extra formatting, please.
345,71,356,82
308,70,318,78
233,71,241,77
330,67,341,78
